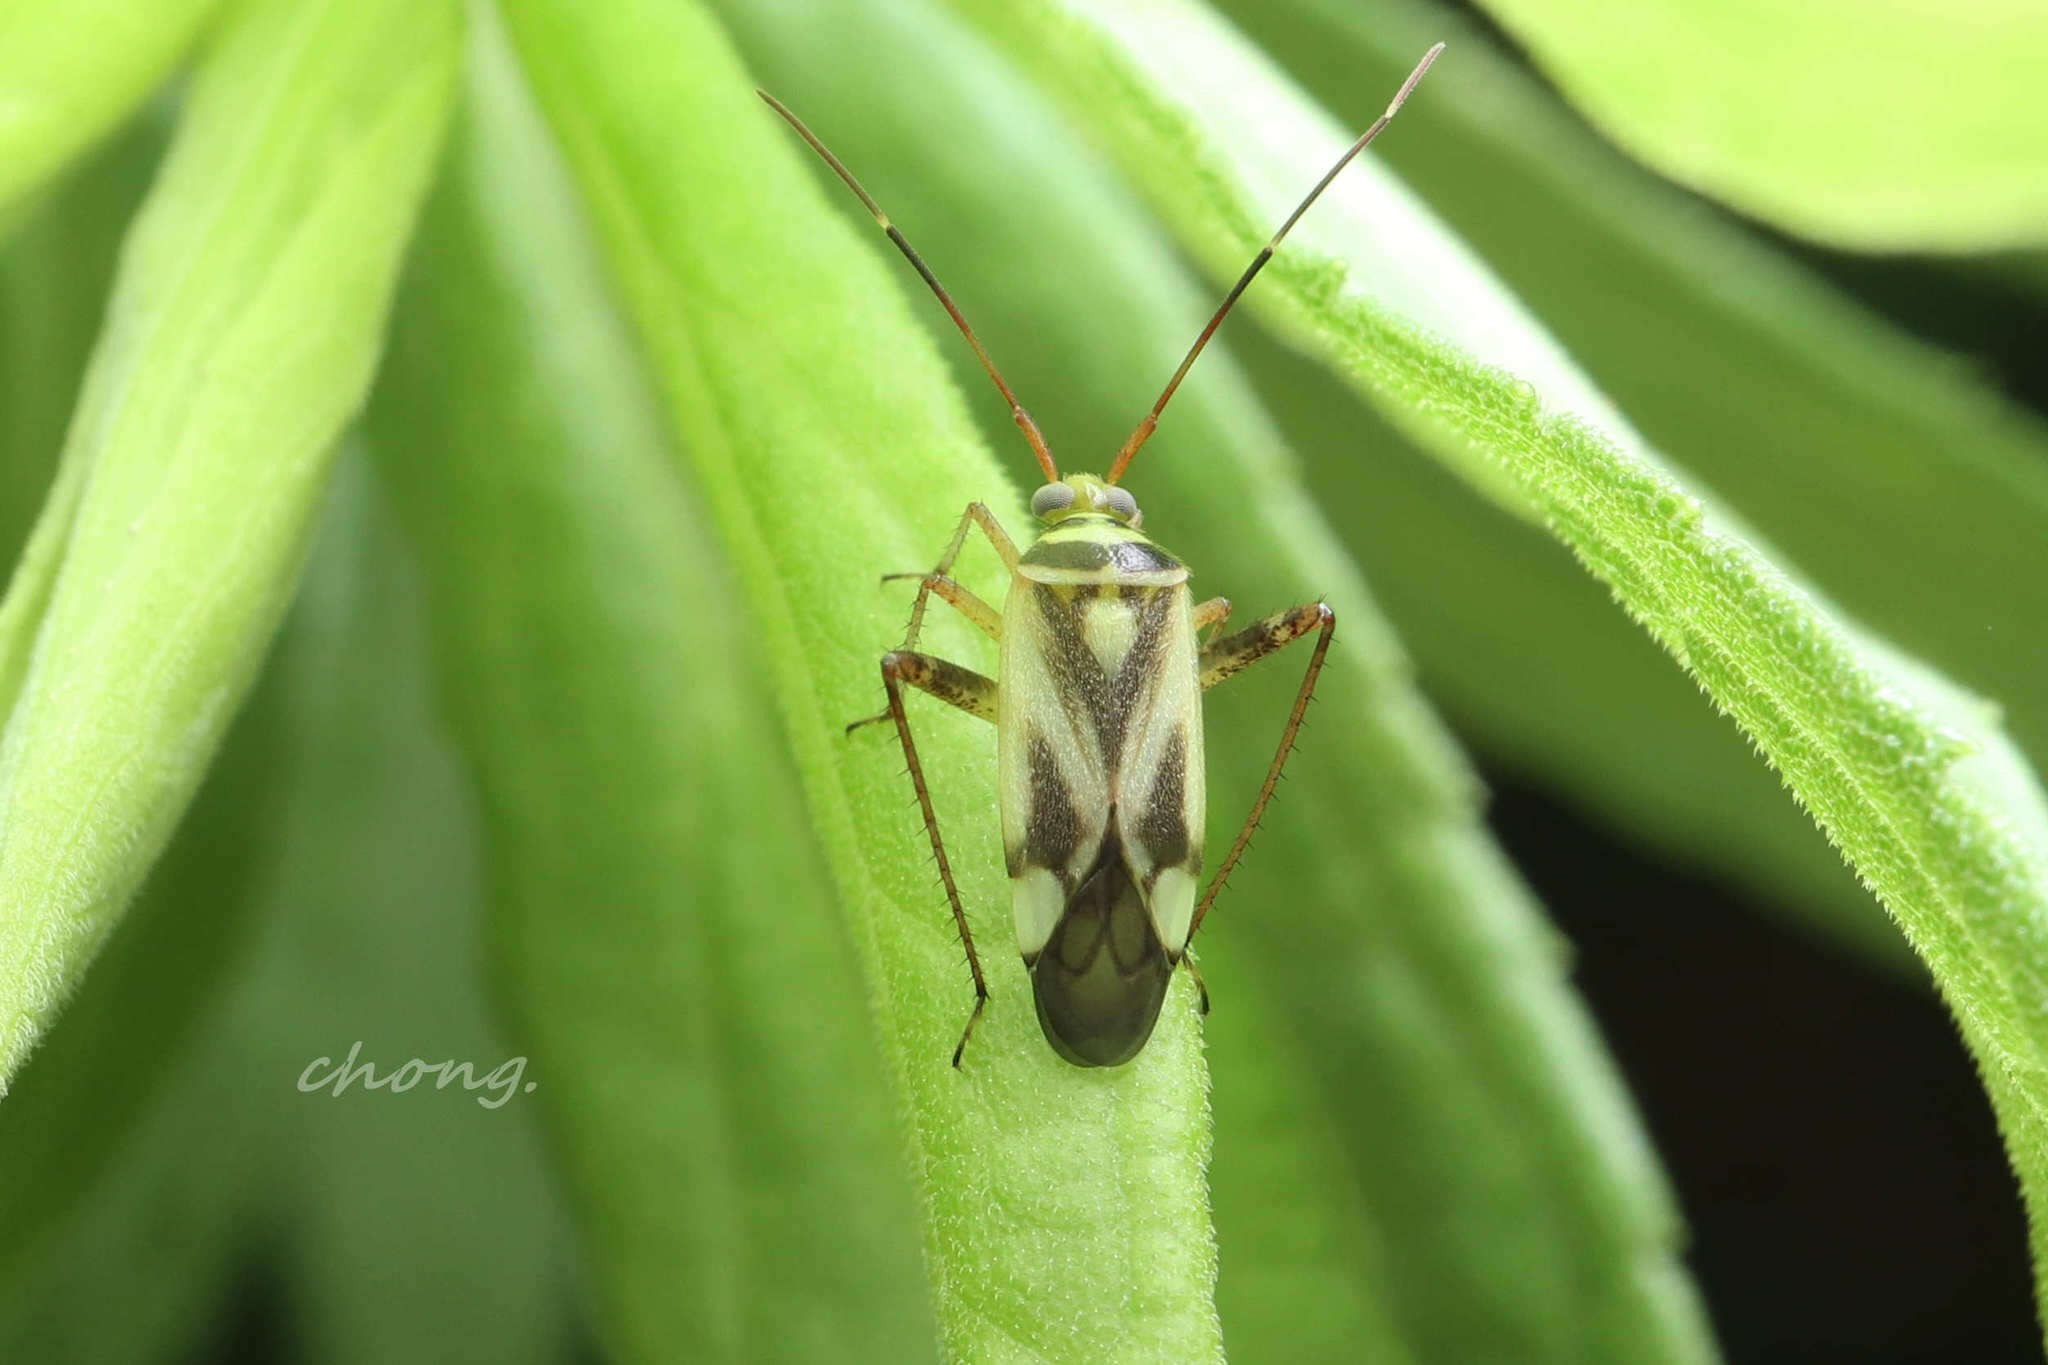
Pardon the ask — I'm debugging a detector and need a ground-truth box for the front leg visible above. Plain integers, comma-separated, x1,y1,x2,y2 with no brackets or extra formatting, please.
1191,602,1335,944
896,502,1018,652
1191,595,1231,648
881,573,1002,641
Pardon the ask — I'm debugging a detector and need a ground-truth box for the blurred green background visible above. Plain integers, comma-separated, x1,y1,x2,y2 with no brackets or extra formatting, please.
3,0,2046,1361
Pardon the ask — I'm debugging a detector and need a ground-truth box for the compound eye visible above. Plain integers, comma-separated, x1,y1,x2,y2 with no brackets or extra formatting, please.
1031,483,1077,518
1101,486,1139,520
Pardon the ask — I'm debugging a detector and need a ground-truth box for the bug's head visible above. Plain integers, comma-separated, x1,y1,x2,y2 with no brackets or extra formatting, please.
1031,475,1140,527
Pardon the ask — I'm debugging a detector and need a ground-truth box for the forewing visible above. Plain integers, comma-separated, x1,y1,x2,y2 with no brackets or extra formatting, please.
1111,587,1205,959
999,580,1112,960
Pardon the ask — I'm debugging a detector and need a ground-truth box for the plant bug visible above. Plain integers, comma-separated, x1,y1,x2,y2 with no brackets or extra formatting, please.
762,44,1443,1068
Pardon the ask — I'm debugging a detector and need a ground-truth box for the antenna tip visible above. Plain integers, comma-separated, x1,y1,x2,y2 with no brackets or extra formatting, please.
1386,42,1445,114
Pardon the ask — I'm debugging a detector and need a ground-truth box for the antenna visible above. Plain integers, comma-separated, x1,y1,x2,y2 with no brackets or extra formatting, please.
1106,43,1444,485
759,90,1061,483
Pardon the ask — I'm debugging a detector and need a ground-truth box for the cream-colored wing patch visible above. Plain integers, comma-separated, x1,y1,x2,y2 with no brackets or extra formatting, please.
1011,867,1065,960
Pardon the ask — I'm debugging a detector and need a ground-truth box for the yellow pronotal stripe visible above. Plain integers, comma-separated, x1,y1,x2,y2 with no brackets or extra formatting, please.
1037,521,1151,545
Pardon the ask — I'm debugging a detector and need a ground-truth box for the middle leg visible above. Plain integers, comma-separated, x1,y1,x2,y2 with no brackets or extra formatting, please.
865,651,1001,1066
1190,602,1336,944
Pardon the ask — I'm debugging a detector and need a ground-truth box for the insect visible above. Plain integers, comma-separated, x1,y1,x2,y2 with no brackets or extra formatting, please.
762,45,1442,1068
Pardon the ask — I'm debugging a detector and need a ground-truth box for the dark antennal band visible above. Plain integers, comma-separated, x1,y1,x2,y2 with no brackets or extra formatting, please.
759,90,1060,483
1106,42,1444,485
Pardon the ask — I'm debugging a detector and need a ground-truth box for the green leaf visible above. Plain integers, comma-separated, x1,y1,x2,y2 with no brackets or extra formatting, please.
952,0,2048,1336
0,117,164,569
1214,0,2048,966
494,0,1221,1358
242,462,575,1365
0,0,219,229
1231,333,1903,964
715,0,1712,1359
0,0,459,1092
0,1043,256,1363
1465,0,2048,251
363,13,934,1361
0,490,366,1363
0,467,581,1364
1257,0,2048,755
0,590,283,1291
